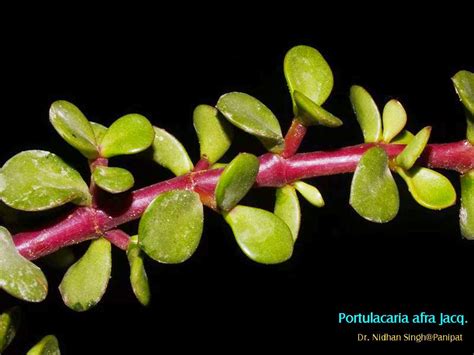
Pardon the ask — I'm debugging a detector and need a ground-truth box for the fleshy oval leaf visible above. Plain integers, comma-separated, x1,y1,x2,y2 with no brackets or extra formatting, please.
26,335,60,355
350,147,399,223
92,166,134,193
397,167,456,210
49,100,98,159
0,227,48,302
100,114,155,158
350,85,382,143
0,150,91,211
224,206,294,264
59,238,112,312
151,127,194,176
382,99,407,143
293,91,343,127
216,92,284,153
127,236,150,306
395,126,431,170
452,70,474,143
0,307,21,352
460,171,474,239
293,181,325,207
284,45,333,113
391,130,415,144
90,122,108,145
193,104,234,163
139,190,203,264
215,153,259,211
274,185,300,241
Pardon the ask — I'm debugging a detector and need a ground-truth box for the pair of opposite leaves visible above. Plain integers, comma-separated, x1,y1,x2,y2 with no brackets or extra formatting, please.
0,307,60,354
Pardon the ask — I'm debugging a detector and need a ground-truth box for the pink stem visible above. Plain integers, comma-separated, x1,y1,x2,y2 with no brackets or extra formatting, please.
104,229,130,250
13,140,474,260
281,119,307,158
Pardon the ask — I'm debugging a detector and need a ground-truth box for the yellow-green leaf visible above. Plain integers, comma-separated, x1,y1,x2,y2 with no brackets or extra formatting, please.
293,181,325,207
127,236,150,306
90,122,108,145
452,70,474,143
92,166,134,193
0,227,48,302
0,150,91,211
274,185,301,241
59,238,111,312
193,104,233,163
395,126,431,170
460,171,474,239
215,153,259,211
49,100,98,159
382,99,407,143
139,190,203,264
391,130,415,144
350,85,382,143
293,91,343,127
397,167,456,210
350,147,399,223
0,307,20,352
26,335,60,355
151,127,193,176
224,206,294,264
100,114,155,158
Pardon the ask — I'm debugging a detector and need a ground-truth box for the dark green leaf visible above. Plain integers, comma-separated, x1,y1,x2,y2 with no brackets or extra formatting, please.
350,147,399,222
151,127,193,176
0,150,91,211
452,70,474,143
350,86,382,143
193,104,233,163
0,307,21,352
215,153,259,211
293,181,325,207
59,238,111,312
49,100,98,159
92,166,134,193
293,91,343,127
224,206,294,264
100,114,155,158
395,126,431,170
216,92,284,153
127,236,150,306
460,171,474,239
0,227,48,302
274,185,300,241
26,335,60,355
397,167,456,210
139,190,203,264
284,45,333,113
382,99,407,143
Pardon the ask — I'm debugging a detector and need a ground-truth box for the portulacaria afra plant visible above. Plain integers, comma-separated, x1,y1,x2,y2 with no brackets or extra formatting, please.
0,45,473,353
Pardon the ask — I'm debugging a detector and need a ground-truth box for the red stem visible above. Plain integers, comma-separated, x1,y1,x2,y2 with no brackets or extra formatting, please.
281,119,307,158
13,140,474,260
104,229,130,250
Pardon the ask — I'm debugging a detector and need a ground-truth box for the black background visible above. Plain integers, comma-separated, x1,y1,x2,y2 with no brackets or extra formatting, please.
1,9,473,354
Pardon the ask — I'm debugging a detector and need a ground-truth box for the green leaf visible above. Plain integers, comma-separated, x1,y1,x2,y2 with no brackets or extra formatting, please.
0,150,91,211
0,227,48,302
350,147,399,223
215,153,259,211
100,114,155,158
293,181,325,207
395,126,431,170
211,162,227,169
49,100,98,159
0,307,21,352
397,167,456,210
26,335,60,355
42,248,75,269
139,190,203,264
274,185,300,241
284,45,333,114
59,238,111,312
193,104,233,163
382,99,407,143
452,70,474,143
216,92,284,153
460,171,474,239
224,206,293,264
127,236,150,306
90,122,108,145
151,127,194,176
350,85,382,143
293,91,343,127
92,166,134,193
391,130,415,144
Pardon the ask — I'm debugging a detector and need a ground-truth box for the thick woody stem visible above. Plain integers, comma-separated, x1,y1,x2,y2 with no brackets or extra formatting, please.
13,140,474,260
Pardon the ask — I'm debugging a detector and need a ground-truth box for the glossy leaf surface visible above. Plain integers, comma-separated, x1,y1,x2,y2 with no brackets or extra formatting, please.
274,185,301,241
127,236,150,306
92,166,134,193
293,91,342,127
382,99,407,143
350,85,382,143
26,335,60,355
293,181,325,207
395,126,431,170
452,70,474,143
151,127,193,176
